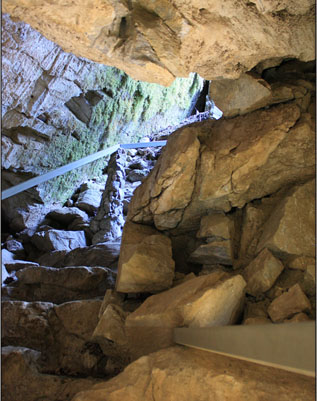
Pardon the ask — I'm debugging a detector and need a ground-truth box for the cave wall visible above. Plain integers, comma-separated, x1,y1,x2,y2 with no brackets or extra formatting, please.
1,13,203,230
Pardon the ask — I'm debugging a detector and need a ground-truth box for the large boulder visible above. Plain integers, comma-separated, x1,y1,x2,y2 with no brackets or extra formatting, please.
31,229,86,252
125,271,246,358
128,102,315,234
71,346,315,401
116,222,175,293
257,179,315,260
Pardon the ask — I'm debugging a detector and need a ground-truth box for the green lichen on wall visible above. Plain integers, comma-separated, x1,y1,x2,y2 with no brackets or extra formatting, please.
39,67,203,204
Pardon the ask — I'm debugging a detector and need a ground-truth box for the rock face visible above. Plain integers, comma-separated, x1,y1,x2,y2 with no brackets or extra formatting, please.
116,222,175,293
1,13,202,232
2,1,315,85
125,271,246,358
71,346,315,401
257,179,315,260
243,248,284,296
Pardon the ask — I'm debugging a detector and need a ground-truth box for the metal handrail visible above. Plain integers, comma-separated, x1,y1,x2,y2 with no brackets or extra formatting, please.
1,140,167,200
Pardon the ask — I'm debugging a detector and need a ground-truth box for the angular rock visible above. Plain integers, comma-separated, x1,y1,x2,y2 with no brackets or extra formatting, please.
92,304,129,362
75,189,103,215
13,266,115,303
98,289,125,318
243,248,284,296
189,241,233,266
128,128,200,230
46,299,106,376
125,272,246,359
257,179,315,259
4,239,25,257
284,312,310,323
37,242,121,268
31,229,86,252
267,283,311,322
127,169,148,183
46,207,89,226
4,260,39,273
288,256,315,271
209,73,272,117
71,346,315,401
2,346,99,401
1,301,54,350
116,222,175,293
197,213,234,240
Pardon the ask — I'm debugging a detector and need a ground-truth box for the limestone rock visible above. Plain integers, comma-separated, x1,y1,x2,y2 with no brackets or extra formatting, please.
2,346,99,401
71,346,315,401
197,213,234,240
3,1,314,85
31,229,86,252
1,301,54,350
46,300,106,376
243,248,284,296
92,304,129,363
98,289,125,318
46,207,89,227
128,128,200,230
116,222,175,293
125,272,246,358
4,260,39,274
189,241,233,266
288,256,315,271
257,179,315,259
75,189,103,215
284,312,311,323
267,283,311,322
13,266,115,303
209,73,272,117
37,242,121,268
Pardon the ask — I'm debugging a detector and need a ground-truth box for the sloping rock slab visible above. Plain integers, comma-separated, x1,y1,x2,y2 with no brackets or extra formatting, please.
46,207,89,226
125,271,246,358
31,229,86,252
71,346,314,401
36,242,121,268
2,346,100,401
10,266,116,303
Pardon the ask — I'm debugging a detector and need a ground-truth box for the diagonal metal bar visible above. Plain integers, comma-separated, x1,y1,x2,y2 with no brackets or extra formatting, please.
174,322,315,377
1,140,167,200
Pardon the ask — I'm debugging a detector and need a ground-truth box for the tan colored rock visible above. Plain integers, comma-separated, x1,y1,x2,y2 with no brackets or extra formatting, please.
267,283,311,322
47,300,105,376
195,103,314,212
257,179,315,259
210,73,272,117
92,304,130,365
71,346,315,401
284,312,310,323
300,264,316,297
243,248,284,296
125,271,246,358
2,346,100,401
189,240,233,266
3,1,315,85
98,289,125,318
116,222,175,293
1,301,54,350
128,128,200,230
197,213,234,240
288,256,315,271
